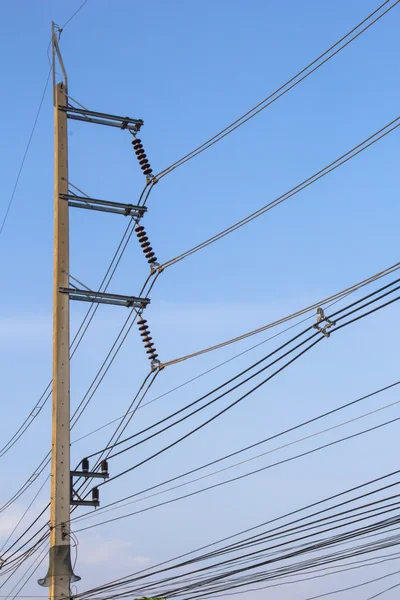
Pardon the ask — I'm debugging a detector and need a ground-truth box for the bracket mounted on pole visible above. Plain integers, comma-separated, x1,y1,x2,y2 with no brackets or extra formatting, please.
59,105,143,132
70,459,109,507
60,193,147,217
59,288,150,309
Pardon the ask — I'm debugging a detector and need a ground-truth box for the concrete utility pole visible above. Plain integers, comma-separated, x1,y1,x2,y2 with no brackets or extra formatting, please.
49,55,72,600
40,22,150,599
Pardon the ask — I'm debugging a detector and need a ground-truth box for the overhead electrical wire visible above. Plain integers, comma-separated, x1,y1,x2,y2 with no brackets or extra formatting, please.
366,578,400,599
158,261,400,367
0,266,158,511
69,387,400,526
74,517,400,600
0,476,49,555
0,214,137,460
67,286,400,532
159,116,400,271
70,259,400,446
0,0,91,239
182,552,400,598
60,0,90,29
0,68,52,239
73,413,400,534
83,276,400,465
5,0,397,584
3,278,399,567
72,469,400,597
154,0,400,180
0,270,160,566
10,280,397,566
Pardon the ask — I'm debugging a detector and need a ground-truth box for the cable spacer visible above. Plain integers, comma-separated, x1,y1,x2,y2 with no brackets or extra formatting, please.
312,307,336,338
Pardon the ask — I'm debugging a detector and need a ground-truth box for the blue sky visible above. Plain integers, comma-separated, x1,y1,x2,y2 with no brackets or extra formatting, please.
1,0,400,598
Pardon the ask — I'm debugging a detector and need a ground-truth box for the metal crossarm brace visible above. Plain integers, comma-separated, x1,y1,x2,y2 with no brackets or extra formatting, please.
59,288,150,309
70,471,109,479
59,105,143,131
60,193,147,217
70,468,108,507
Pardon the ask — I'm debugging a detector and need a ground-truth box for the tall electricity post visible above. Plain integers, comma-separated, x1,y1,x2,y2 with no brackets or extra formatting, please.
47,24,72,600
40,24,153,599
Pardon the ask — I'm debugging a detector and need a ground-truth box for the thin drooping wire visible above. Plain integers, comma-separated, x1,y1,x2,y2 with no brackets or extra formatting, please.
129,520,400,599
86,276,400,463
60,0,90,29
3,283,398,561
71,291,400,531
182,551,400,599
0,273,159,561
69,273,363,446
0,0,91,240
159,261,400,367
159,117,400,270
73,413,400,535
30,285,400,561
7,291,399,562
71,369,160,502
70,383,400,525
0,476,49,555
365,578,400,599
0,224,146,510
155,0,400,179
68,275,390,445
300,568,400,600
72,469,400,597
70,270,159,428
0,67,52,238
4,546,48,600
74,516,400,600
0,216,135,460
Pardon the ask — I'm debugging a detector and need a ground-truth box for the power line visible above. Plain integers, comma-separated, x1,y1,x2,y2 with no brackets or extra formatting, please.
73,414,400,535
0,0,91,240
69,386,400,525
60,0,90,29
159,116,400,270
4,281,399,564
72,469,400,598
158,261,400,367
366,578,400,599
84,276,400,464
155,0,400,180
0,68,51,238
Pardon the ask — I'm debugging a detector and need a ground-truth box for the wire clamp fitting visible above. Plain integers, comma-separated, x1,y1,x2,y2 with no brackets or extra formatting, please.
312,307,336,338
